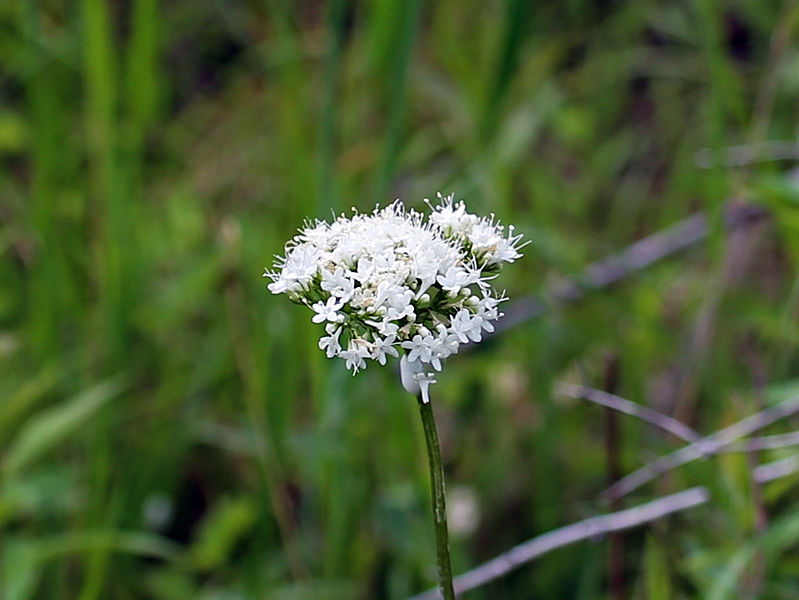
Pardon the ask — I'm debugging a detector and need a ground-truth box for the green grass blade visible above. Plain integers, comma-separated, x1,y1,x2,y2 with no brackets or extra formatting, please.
315,0,347,215
19,1,71,358
0,365,61,440
2,376,128,477
83,0,130,362
371,0,421,201
643,534,672,600
480,0,532,142
124,0,160,150
4,530,183,600
708,507,799,600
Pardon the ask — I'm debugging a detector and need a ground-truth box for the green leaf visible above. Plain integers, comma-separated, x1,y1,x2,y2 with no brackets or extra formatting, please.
0,466,77,526
0,365,61,440
708,506,799,600
2,539,39,600
2,531,181,600
765,379,799,405
2,376,128,477
188,496,257,570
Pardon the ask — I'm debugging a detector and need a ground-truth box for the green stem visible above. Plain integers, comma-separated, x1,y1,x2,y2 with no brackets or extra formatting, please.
418,396,456,600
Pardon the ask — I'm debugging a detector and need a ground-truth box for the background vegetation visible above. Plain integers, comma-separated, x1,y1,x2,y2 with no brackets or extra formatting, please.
2,0,799,598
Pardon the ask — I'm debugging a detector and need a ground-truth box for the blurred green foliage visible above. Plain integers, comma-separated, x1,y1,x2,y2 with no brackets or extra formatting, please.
2,0,799,598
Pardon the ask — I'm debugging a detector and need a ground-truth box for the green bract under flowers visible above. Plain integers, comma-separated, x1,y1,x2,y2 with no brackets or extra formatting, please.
265,193,524,402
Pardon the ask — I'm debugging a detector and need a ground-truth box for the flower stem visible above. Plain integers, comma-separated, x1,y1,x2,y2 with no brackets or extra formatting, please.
418,395,456,600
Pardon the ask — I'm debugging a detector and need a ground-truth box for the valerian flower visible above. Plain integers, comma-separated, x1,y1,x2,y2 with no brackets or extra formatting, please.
265,193,524,402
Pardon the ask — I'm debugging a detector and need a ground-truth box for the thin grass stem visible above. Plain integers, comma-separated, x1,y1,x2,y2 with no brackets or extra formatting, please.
601,394,799,502
409,454,799,600
558,383,701,443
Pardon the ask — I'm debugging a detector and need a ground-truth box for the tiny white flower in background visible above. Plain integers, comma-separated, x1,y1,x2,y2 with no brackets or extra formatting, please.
447,485,481,538
265,193,524,401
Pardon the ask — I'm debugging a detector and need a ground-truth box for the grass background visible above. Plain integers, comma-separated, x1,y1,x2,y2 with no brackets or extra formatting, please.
2,0,799,598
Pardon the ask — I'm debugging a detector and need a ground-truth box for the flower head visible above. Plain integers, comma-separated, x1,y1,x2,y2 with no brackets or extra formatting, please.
265,193,523,399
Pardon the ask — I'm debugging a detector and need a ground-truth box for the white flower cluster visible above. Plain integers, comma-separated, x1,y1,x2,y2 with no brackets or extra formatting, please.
265,193,523,401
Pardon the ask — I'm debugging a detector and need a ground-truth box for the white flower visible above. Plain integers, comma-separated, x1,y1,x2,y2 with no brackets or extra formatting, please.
433,326,460,359
340,339,369,373
400,355,437,403
402,332,434,363
437,265,471,295
311,297,344,324
414,372,437,404
269,245,320,294
265,194,523,393
318,327,342,358
449,309,475,344
385,289,415,321
353,257,374,283
320,267,355,301
430,193,526,268
491,228,523,264
429,194,478,235
372,334,399,365
465,313,486,342
366,318,399,338
427,327,456,371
